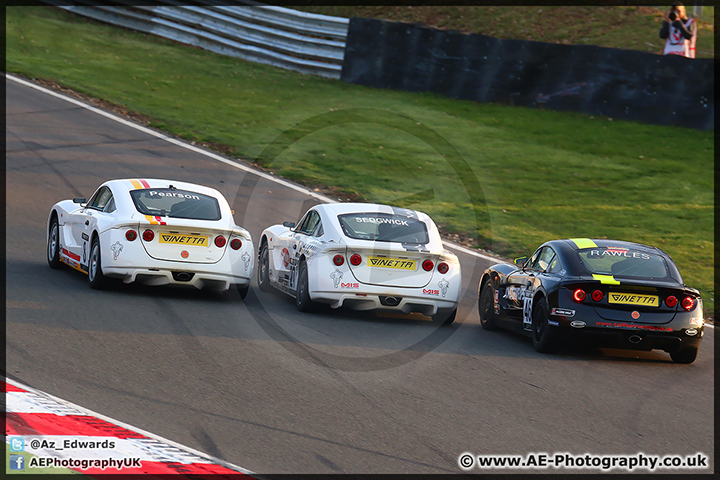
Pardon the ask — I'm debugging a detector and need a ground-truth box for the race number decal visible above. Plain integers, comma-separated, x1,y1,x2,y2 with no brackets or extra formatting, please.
522,290,533,330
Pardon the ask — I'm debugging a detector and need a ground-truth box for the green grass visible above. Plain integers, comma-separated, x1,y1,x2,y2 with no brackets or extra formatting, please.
5,7,714,317
296,5,715,58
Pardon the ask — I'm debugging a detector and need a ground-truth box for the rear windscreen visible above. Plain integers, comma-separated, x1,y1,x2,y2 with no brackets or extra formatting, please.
130,188,221,221
338,213,429,244
575,247,670,279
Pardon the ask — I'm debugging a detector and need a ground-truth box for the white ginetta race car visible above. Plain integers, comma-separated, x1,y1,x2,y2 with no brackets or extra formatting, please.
258,203,461,324
46,178,254,296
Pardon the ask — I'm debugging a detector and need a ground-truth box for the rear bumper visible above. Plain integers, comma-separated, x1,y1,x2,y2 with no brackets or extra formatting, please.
103,266,251,291
311,288,458,315
563,326,703,353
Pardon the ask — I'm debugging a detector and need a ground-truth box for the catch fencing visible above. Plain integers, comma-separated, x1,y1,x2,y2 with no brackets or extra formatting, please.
43,0,349,78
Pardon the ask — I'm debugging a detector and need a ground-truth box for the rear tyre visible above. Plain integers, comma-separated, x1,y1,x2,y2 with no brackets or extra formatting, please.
432,308,457,325
531,297,557,353
257,241,272,292
670,346,698,364
236,284,249,300
47,215,64,269
478,279,500,331
295,260,315,313
88,236,108,290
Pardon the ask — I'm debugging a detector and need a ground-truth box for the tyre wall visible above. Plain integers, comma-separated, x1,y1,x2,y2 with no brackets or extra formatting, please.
341,18,714,130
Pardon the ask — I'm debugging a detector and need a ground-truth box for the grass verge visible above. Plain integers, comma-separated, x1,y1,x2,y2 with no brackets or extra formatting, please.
5,7,714,317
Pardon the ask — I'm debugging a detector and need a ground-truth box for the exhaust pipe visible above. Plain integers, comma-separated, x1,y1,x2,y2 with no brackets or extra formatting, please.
380,296,400,307
172,272,195,282
628,335,643,344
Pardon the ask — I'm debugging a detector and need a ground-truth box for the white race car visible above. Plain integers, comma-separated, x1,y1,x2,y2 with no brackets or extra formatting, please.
258,203,461,324
46,178,254,296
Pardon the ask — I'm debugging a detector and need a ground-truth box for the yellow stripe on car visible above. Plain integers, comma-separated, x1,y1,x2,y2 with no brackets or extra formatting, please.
130,179,143,189
145,215,159,225
593,274,621,285
570,238,598,249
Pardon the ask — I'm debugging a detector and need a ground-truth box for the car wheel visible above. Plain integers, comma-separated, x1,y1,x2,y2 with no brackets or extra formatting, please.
532,297,557,353
478,279,499,331
432,308,457,326
670,346,698,364
257,241,272,292
295,260,315,312
88,236,108,290
47,215,64,269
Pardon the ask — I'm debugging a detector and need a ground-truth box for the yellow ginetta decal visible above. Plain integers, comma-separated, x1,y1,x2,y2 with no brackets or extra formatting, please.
593,274,621,285
571,238,598,249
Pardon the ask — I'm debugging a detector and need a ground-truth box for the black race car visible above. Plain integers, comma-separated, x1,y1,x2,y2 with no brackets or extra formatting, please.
478,238,704,363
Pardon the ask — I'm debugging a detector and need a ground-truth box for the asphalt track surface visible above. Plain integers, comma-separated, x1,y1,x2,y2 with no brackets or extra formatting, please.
5,75,715,475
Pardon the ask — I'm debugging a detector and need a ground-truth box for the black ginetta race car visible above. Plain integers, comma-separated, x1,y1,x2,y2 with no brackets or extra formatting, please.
478,238,704,363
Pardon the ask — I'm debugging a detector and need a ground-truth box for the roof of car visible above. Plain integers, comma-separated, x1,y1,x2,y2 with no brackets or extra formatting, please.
105,178,223,197
559,238,664,255
318,202,431,220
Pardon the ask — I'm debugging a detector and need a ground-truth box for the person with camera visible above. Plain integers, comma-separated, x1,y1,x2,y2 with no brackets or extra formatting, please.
659,2,697,58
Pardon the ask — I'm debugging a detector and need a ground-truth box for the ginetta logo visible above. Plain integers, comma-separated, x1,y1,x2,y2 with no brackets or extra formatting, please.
423,289,440,296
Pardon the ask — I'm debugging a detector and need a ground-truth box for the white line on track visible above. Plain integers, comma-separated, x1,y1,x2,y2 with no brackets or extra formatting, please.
6,73,500,263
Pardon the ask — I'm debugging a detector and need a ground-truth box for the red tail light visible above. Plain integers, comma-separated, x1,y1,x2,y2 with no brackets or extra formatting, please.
573,289,586,302
591,290,603,302
665,296,678,308
437,262,449,274
333,254,344,266
214,236,226,248
422,260,434,271
230,238,242,250
350,254,362,266
142,229,154,242
681,296,695,311
126,230,137,241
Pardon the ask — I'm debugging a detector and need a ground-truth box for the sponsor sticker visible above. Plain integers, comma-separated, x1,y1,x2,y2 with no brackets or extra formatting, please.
368,257,416,270
551,308,576,317
423,289,440,296
341,282,359,288
159,233,208,246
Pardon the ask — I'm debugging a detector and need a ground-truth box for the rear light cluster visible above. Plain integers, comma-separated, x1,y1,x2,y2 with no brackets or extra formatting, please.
573,289,586,302
230,238,242,250
350,254,362,266
142,229,154,242
126,230,137,241
331,254,450,274
422,260,434,271
591,290,603,302
681,296,695,311
665,296,678,308
214,236,226,248
333,255,344,266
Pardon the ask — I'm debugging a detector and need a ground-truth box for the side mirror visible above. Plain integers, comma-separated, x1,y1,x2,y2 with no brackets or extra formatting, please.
514,256,528,268
283,221,296,229
73,197,86,204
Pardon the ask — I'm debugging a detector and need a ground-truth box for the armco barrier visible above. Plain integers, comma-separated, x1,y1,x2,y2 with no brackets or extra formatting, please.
43,0,348,78
341,18,714,130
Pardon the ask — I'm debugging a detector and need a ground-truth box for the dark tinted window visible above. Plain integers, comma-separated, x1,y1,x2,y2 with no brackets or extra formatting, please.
88,186,113,211
297,210,321,236
576,247,670,279
130,188,221,221
338,213,428,244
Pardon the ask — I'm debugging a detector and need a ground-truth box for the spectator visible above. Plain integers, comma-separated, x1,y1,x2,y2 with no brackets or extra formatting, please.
659,2,697,58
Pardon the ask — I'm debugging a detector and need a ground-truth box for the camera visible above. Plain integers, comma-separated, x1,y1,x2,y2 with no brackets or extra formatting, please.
669,11,678,21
